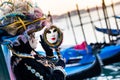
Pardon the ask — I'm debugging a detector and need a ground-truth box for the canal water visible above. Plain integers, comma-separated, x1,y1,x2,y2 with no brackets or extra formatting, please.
89,62,120,80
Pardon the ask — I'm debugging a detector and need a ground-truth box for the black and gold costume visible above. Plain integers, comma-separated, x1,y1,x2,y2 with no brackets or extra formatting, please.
11,55,66,80
10,40,66,80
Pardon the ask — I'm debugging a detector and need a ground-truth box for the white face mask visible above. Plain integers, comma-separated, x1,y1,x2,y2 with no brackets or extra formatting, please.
46,28,58,44
29,33,38,49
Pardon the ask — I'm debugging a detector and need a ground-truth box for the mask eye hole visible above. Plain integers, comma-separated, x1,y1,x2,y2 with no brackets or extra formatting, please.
29,33,35,40
47,30,51,34
53,29,57,32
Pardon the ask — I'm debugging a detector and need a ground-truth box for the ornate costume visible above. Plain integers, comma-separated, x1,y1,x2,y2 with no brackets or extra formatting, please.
0,0,66,80
10,37,66,80
10,49,66,80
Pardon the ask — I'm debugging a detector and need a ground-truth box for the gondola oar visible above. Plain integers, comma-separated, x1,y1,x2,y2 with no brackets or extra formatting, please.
96,5,106,42
111,0,120,34
102,0,114,41
67,12,78,45
86,7,98,42
47,11,53,24
65,15,70,30
102,0,111,43
76,4,87,42
103,0,114,41
76,4,89,53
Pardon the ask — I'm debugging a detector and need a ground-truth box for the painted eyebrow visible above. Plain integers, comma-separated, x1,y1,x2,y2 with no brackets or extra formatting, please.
47,30,51,33
53,28,57,32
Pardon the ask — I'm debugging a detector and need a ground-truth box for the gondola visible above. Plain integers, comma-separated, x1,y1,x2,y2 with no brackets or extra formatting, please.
90,43,120,65
62,44,120,66
114,15,120,19
60,45,93,64
98,45,120,65
95,26,120,36
65,54,102,80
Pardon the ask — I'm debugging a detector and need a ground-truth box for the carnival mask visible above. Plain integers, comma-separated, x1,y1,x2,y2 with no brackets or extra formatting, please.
43,25,63,48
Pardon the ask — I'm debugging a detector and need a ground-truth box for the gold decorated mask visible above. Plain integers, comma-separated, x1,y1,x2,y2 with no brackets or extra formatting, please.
43,25,63,48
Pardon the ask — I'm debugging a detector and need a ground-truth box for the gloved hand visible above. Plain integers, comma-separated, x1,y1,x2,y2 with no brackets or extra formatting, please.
55,59,66,68
39,35,54,57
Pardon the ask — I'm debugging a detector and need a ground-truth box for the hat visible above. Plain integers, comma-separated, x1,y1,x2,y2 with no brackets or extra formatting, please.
0,0,48,45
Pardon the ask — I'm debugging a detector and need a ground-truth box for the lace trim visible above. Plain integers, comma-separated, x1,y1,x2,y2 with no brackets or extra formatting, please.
25,63,44,80
8,45,34,58
15,52,35,58
37,59,55,68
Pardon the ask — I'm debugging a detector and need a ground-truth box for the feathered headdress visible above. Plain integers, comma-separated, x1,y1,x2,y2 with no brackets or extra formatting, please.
0,0,49,46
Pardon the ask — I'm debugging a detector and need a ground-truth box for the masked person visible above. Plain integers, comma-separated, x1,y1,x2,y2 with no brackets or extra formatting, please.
10,32,66,80
0,0,66,80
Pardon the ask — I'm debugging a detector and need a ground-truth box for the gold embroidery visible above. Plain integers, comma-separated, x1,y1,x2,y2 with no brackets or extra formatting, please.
37,59,55,68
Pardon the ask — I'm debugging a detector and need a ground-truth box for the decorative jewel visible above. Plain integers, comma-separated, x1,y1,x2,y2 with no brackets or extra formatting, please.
35,72,40,77
40,76,43,80
27,66,31,70
25,63,44,80
31,69,35,73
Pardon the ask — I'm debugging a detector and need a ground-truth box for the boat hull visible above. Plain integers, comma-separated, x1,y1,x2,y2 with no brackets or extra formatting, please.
65,54,102,80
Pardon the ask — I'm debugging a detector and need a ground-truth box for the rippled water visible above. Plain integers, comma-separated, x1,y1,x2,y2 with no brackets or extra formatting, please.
88,62,120,80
